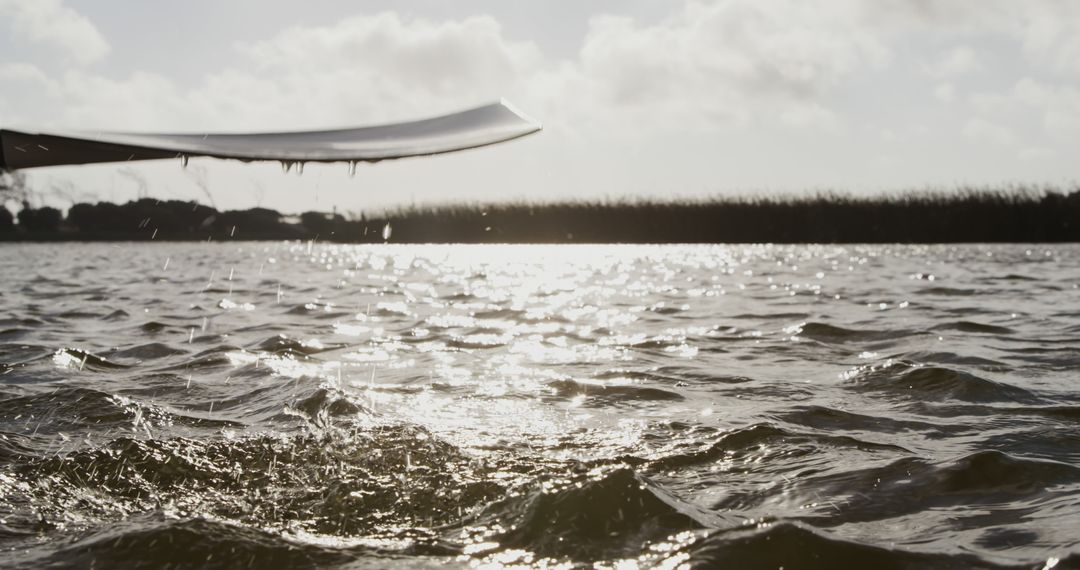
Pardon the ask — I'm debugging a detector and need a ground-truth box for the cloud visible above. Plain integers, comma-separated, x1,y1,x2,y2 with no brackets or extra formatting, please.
232,12,542,125
963,117,1015,146
925,46,981,77
1011,78,1080,137
1007,1,1080,74
0,0,109,65
934,82,956,103
0,63,62,126
869,0,1080,74
966,78,1080,141
1019,147,1056,161
570,0,888,130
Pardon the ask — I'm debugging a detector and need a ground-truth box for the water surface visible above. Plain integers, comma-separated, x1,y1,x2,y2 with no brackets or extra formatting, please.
1,243,1078,568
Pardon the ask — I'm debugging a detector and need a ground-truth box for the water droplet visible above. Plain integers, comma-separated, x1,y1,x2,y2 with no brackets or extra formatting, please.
281,161,293,174
180,155,189,168
297,161,305,175
348,161,358,177
382,223,392,241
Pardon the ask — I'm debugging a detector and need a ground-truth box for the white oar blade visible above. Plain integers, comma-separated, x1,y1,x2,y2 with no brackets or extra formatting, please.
0,100,540,170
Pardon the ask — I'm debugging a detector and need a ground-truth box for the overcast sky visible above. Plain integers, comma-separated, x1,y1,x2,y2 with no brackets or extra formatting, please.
2,0,1080,214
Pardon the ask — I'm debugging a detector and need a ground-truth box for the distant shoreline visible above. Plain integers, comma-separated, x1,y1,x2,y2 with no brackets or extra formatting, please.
3,188,1079,243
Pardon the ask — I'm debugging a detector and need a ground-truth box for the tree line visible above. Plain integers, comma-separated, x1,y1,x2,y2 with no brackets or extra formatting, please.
2,187,1079,243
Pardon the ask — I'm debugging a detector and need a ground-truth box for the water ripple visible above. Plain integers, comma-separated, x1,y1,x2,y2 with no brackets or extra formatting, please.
0,242,1077,568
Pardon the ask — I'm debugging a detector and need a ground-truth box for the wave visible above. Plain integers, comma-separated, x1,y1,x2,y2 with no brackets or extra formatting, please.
775,405,968,438
0,317,47,328
53,348,130,371
154,347,243,372
6,516,362,570
283,303,353,320
931,321,1015,335
682,522,1015,569
111,342,190,361
643,366,756,385
898,350,1007,368
919,286,984,296
0,430,36,464
55,310,109,320
730,312,812,320
794,322,921,344
651,423,906,471
250,335,341,356
282,387,369,427
140,319,178,334
843,361,1042,403
446,337,509,350
8,421,508,540
0,328,33,340
775,450,1080,527
981,426,1080,463
987,273,1039,282
545,379,685,405
0,387,134,435
470,467,710,561
0,386,242,441
103,309,131,321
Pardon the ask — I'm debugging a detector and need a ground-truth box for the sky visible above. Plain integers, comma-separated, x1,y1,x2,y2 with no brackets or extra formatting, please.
2,0,1080,214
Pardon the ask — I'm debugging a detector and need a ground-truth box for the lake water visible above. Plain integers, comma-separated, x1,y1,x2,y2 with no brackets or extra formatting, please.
1,242,1078,569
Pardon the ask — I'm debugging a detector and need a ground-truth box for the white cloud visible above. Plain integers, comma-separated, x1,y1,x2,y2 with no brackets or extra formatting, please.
1011,78,1080,137
1019,147,1056,161
1008,1,1080,74
966,78,1080,142
0,62,51,85
0,0,109,65
57,71,184,130
869,0,1080,75
232,12,542,126
570,0,887,130
963,117,1015,146
934,82,956,103
0,63,61,126
925,46,981,77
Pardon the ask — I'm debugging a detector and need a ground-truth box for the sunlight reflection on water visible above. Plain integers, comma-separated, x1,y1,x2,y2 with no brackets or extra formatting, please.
3,242,1079,568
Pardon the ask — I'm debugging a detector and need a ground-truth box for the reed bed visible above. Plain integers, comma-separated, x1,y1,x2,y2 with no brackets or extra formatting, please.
4,186,1078,243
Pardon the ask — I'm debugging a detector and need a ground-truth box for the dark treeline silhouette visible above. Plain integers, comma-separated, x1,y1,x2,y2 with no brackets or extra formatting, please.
3,198,305,241
2,187,1080,243
0,207,14,231
16,206,62,231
